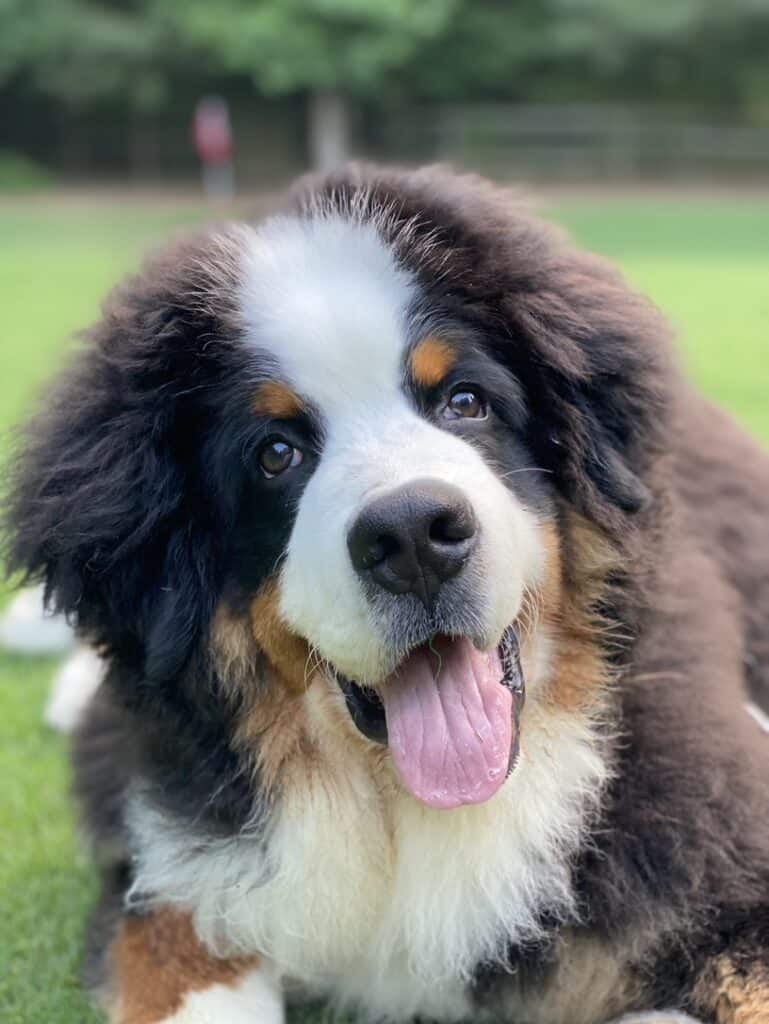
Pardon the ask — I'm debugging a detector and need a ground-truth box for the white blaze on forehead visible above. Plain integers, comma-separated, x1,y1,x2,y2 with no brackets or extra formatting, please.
236,210,544,685
239,213,416,412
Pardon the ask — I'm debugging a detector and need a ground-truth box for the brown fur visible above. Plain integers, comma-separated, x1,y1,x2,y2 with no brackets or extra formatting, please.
671,394,769,714
239,682,312,794
107,908,257,1023
534,516,618,714
485,931,646,1024
212,594,315,791
252,380,305,420
409,336,457,387
249,580,313,694
692,956,769,1023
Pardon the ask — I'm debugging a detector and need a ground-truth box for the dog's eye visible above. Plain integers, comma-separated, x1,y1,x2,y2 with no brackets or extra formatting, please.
444,387,486,420
258,439,303,478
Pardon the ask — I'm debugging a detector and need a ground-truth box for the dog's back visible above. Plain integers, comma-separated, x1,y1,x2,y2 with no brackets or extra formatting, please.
673,392,769,712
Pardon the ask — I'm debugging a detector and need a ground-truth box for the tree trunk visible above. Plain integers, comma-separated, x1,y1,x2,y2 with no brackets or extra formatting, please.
308,90,351,171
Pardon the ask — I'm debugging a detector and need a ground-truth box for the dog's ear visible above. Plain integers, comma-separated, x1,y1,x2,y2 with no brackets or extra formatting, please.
4,235,240,682
536,362,660,529
509,250,670,536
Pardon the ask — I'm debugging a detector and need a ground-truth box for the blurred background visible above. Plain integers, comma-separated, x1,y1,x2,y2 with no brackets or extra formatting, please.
4,0,769,186
1,2,768,1022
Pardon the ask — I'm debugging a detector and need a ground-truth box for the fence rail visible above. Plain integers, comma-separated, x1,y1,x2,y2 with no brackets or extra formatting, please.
376,104,769,182
4,95,769,184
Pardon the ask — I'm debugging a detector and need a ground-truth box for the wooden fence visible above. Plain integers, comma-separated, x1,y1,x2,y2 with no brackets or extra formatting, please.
374,103,769,182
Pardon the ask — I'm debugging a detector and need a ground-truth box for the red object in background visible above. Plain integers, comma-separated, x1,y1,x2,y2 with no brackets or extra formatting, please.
193,97,233,166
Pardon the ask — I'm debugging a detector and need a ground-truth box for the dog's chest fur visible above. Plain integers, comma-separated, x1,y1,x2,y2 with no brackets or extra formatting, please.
128,684,608,1022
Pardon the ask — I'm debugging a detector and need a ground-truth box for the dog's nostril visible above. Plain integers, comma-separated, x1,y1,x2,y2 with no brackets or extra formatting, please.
429,512,473,544
429,514,452,543
365,534,397,568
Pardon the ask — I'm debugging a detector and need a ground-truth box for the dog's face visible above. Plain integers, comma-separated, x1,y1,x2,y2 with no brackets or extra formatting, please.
8,171,665,818
225,215,550,807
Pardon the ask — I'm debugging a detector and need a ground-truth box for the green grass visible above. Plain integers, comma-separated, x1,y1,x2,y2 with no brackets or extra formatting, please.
548,198,769,440
1,191,767,1022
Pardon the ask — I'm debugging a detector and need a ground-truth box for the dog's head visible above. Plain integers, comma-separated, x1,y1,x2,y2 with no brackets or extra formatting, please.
6,167,669,811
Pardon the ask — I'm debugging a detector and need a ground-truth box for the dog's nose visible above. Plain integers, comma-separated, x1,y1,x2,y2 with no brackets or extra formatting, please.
347,479,477,606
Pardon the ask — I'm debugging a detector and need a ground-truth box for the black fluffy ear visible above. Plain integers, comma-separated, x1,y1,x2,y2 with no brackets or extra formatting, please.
498,246,671,538
557,385,655,520
521,360,664,539
584,441,651,516
143,525,217,682
4,354,215,682
3,236,237,682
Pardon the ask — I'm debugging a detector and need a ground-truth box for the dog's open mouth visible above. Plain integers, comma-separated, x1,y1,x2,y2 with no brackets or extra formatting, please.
338,628,524,810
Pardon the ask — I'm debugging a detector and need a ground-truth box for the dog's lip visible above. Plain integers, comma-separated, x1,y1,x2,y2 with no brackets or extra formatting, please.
336,626,524,749
337,675,389,744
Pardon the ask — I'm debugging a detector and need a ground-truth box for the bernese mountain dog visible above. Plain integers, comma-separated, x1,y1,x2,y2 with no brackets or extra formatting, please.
5,165,769,1024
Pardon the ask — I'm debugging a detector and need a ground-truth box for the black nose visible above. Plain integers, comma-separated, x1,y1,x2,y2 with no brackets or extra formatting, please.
347,479,477,606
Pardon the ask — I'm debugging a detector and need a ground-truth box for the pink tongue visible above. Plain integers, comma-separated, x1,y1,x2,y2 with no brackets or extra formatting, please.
381,636,513,810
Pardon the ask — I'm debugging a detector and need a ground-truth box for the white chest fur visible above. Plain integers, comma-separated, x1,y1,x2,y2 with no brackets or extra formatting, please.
128,692,607,1022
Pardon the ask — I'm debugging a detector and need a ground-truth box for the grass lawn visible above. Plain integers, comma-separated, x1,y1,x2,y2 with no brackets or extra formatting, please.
1,189,767,1022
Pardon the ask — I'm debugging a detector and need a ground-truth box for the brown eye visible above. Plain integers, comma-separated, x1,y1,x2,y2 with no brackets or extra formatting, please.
444,387,486,420
258,439,303,478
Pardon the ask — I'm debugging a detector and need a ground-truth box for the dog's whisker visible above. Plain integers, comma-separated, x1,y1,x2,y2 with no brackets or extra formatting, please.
498,467,554,480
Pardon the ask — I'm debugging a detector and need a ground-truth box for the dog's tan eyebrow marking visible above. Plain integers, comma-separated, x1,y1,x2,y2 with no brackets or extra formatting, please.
252,381,304,419
409,337,457,388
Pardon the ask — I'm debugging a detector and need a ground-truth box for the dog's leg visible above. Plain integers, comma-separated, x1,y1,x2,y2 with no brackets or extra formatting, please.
99,907,283,1024
688,952,769,1024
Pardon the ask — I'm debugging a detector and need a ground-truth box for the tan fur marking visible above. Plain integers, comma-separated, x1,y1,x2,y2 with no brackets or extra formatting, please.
250,581,312,695
252,381,304,420
506,931,645,1024
410,337,457,388
211,603,261,687
211,591,316,793
108,908,257,1023
535,517,617,713
693,956,769,1023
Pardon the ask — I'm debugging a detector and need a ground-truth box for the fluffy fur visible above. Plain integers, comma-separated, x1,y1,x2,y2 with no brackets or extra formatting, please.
125,697,606,1019
155,972,284,1024
4,164,769,1024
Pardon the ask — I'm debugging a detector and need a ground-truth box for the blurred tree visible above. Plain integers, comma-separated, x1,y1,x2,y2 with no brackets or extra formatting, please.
405,0,769,111
152,0,459,168
0,0,175,174
152,0,769,163
1,0,769,174
0,0,168,111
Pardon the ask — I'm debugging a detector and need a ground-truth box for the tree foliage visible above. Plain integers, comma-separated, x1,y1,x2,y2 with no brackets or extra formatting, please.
157,0,458,95
1,0,768,113
0,0,168,109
